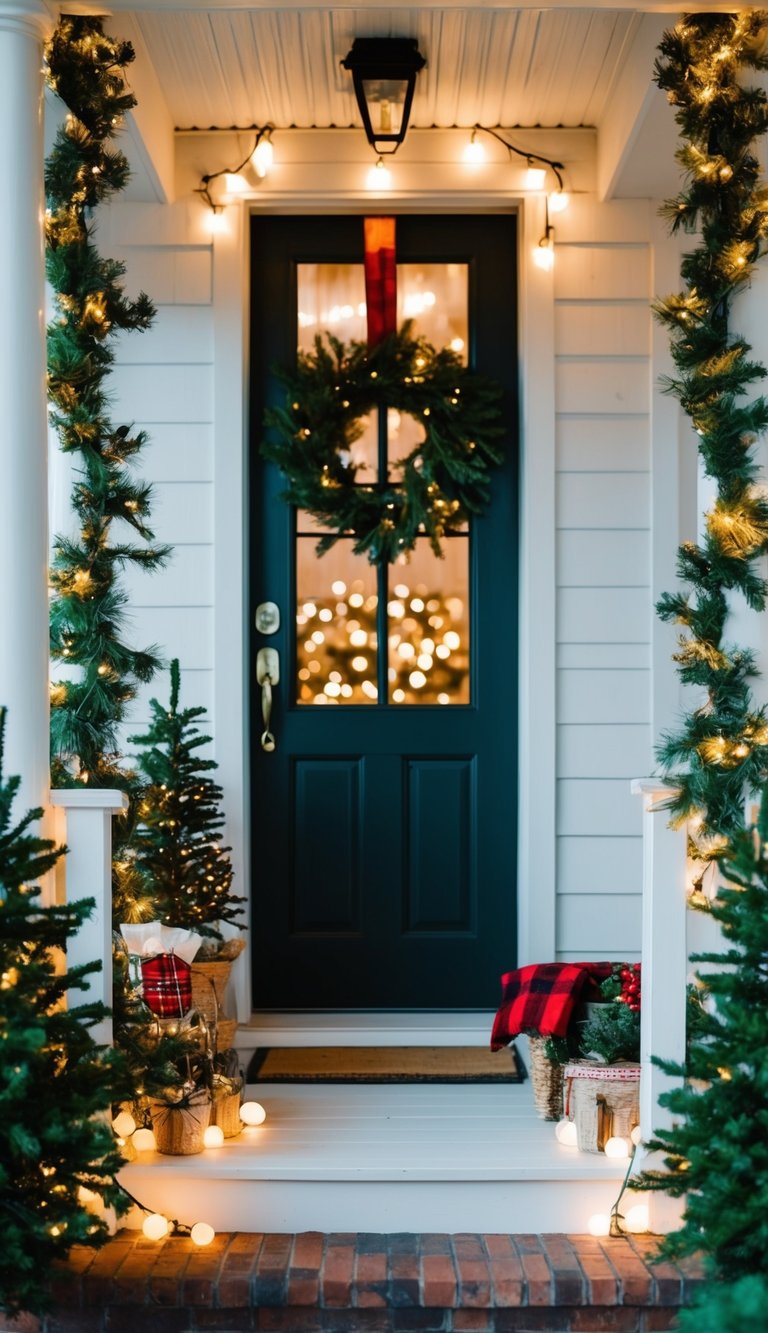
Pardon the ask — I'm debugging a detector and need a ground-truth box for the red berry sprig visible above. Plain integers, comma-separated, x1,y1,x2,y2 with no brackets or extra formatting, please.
618,963,641,1013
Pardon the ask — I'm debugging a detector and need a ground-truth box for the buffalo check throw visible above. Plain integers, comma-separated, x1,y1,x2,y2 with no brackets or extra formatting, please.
490,962,614,1050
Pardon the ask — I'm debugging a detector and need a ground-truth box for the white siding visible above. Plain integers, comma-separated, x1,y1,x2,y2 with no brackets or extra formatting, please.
100,206,215,741
554,208,654,961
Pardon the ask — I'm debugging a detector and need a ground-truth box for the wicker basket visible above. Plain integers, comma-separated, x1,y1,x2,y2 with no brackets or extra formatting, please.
528,1037,565,1121
150,1090,212,1156
564,1061,640,1154
190,940,244,1052
212,1082,243,1138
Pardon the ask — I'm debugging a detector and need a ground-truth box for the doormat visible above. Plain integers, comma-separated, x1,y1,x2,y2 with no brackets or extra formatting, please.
247,1045,525,1084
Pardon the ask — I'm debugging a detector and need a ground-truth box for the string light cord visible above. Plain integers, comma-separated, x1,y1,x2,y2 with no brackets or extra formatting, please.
196,123,274,209
472,124,565,190
609,1142,639,1238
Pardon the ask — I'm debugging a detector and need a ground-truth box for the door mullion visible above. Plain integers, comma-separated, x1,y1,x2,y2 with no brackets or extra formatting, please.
376,403,389,707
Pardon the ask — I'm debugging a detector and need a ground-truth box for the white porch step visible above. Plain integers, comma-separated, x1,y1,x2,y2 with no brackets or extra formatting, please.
121,1082,627,1233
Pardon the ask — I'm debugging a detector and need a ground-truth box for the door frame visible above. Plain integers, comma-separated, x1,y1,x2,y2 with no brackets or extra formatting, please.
210,186,556,1030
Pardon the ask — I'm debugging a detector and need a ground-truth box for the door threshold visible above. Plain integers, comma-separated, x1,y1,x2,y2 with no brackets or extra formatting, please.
235,1010,498,1050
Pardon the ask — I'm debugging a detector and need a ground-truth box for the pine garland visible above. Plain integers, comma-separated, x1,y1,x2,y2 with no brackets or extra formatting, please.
0,709,125,1316
45,17,170,786
263,324,504,563
653,12,768,838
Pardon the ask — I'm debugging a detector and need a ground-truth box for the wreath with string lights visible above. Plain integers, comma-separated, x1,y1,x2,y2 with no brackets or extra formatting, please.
262,323,505,563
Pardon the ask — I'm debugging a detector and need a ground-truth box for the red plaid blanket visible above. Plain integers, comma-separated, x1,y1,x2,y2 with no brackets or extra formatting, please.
490,962,614,1051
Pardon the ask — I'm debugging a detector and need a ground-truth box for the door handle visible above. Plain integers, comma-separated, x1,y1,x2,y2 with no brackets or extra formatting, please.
257,647,279,753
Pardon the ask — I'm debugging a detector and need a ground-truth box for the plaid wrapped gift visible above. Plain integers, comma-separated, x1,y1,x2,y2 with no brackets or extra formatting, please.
140,951,192,1018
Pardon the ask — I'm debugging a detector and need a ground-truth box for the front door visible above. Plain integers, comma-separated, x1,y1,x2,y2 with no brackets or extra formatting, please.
250,214,518,1009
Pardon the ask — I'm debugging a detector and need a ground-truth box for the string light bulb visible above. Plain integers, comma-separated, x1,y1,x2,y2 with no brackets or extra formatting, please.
604,1136,630,1160
588,1214,611,1237
533,232,554,271
142,1213,169,1241
251,131,274,179
623,1203,650,1233
555,1118,578,1146
190,1222,216,1247
367,157,392,190
239,1101,267,1126
548,189,570,214
463,129,486,163
203,1124,225,1148
526,161,547,189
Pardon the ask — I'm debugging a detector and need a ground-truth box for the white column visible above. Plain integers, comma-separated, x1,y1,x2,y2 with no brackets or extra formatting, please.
50,788,129,1045
0,0,53,815
631,778,687,1233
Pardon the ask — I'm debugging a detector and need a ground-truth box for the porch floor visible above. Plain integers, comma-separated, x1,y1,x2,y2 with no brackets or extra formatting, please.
122,1081,630,1234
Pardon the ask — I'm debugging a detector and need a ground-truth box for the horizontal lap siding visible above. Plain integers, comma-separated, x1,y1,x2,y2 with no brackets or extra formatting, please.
108,225,215,744
554,227,653,961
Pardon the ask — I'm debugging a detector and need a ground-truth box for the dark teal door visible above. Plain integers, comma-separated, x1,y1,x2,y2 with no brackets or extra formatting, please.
250,214,518,1008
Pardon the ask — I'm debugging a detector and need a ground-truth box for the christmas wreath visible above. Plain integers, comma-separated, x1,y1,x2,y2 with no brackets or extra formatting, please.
262,323,505,562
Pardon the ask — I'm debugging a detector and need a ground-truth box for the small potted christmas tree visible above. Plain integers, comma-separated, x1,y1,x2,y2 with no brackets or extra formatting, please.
130,661,246,1050
0,708,125,1316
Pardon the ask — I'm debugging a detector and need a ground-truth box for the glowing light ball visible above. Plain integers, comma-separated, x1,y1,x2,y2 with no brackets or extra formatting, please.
623,1204,650,1234
631,1125,643,1146
239,1101,267,1126
112,1110,136,1138
203,1124,225,1148
604,1136,629,1159
588,1214,611,1237
190,1222,216,1247
142,1213,169,1241
555,1119,578,1146
132,1128,157,1152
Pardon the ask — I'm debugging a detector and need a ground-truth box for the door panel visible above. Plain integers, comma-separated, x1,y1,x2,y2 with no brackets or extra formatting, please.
250,214,518,1009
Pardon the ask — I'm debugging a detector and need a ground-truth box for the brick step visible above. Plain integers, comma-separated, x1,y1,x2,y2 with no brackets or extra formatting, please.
0,1230,704,1333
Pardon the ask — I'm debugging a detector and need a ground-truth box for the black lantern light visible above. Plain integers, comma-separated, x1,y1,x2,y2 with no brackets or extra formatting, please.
342,37,426,155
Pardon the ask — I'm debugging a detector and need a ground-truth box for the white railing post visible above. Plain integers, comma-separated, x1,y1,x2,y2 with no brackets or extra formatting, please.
631,778,688,1233
50,789,129,1045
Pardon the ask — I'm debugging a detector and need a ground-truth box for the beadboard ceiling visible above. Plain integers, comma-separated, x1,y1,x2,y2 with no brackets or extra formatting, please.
128,7,642,132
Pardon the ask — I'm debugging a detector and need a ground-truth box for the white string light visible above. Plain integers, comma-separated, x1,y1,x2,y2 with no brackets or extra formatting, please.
367,157,393,190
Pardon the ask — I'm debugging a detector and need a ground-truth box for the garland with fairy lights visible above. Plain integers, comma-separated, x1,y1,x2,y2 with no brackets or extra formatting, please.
652,11,768,841
45,17,170,787
263,324,505,563
622,14,768,1307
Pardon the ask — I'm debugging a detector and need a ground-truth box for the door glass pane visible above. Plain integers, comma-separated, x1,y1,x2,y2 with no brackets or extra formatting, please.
397,263,468,358
297,262,468,359
297,264,367,349
296,539,378,704
388,539,470,705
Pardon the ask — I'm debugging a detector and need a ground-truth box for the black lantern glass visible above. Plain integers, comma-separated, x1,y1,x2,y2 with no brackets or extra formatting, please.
342,38,426,155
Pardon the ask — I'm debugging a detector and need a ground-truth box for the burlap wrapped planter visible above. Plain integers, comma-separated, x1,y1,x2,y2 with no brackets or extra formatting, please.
528,1037,565,1120
563,1060,640,1154
212,1084,243,1138
150,1090,212,1155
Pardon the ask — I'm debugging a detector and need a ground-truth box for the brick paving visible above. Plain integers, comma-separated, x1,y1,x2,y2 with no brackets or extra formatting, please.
0,1231,704,1332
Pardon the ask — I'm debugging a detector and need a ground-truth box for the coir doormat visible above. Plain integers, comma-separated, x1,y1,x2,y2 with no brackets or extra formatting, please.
247,1044,525,1084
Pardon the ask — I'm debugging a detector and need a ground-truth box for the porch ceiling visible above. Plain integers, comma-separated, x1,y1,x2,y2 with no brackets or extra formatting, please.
126,7,643,132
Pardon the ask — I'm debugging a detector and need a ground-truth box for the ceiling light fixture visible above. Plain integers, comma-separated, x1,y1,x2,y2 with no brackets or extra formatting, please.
342,37,426,156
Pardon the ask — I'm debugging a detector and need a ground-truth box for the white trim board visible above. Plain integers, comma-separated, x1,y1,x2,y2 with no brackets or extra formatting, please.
212,190,559,1025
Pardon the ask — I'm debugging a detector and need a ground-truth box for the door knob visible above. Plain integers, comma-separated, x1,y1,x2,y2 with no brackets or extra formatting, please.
256,648,279,752
255,601,280,634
